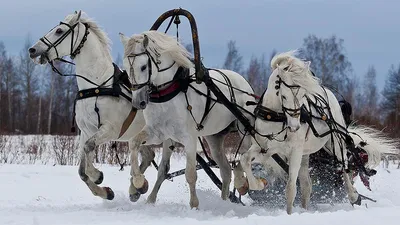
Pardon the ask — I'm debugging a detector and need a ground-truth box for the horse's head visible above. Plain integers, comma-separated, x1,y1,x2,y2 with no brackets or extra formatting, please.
119,31,193,90
29,10,88,64
269,51,318,132
119,33,153,86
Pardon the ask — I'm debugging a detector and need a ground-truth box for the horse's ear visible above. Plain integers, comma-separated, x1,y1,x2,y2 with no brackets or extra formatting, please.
76,10,82,21
119,33,129,47
143,35,149,49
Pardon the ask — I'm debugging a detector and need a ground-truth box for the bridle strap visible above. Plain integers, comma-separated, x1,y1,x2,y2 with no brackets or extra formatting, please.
127,50,176,91
275,75,302,118
40,21,100,87
70,23,90,59
39,22,90,64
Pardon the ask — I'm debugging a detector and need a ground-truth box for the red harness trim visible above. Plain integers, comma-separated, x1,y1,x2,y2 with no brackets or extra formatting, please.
149,81,181,98
251,94,261,99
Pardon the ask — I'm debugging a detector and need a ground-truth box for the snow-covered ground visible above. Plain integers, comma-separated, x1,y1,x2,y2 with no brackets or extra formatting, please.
1,154,400,225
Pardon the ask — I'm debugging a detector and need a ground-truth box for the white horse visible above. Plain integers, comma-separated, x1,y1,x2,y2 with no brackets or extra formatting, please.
28,10,179,202
119,31,256,208
240,51,398,214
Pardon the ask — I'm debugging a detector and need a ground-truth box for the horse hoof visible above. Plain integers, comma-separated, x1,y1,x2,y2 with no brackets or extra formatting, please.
94,171,104,185
103,187,114,200
130,192,141,202
260,178,268,189
136,179,149,194
237,179,249,195
351,194,362,206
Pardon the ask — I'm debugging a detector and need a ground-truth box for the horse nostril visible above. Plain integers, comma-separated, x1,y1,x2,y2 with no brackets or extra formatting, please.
28,48,36,54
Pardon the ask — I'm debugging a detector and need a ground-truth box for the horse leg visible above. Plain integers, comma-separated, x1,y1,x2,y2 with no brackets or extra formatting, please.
232,161,248,195
78,125,116,200
238,143,268,192
129,144,155,202
330,139,360,205
343,170,360,205
286,147,303,214
147,139,174,204
298,154,312,210
128,128,152,201
139,145,155,172
182,135,199,209
85,151,104,184
204,134,231,200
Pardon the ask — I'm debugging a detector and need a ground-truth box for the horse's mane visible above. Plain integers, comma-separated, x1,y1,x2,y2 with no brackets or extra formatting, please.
65,12,112,57
124,30,194,69
271,50,321,94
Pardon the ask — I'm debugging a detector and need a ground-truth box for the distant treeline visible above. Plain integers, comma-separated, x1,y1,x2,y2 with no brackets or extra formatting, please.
1,34,400,143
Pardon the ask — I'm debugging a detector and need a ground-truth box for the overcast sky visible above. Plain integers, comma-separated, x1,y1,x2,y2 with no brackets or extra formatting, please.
1,0,399,92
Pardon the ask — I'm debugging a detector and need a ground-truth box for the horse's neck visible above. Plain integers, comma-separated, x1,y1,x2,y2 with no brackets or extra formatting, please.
73,29,114,90
152,56,179,86
263,89,282,112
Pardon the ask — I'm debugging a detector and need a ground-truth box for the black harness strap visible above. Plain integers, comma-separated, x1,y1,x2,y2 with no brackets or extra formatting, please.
148,67,190,103
71,63,133,131
254,105,286,123
209,69,236,103
196,88,212,131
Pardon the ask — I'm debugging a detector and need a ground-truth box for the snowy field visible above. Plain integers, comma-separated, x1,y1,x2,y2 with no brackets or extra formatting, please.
1,154,400,225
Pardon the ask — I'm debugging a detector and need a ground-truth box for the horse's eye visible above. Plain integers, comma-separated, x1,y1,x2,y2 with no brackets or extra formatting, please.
55,28,63,34
140,65,147,72
282,95,287,100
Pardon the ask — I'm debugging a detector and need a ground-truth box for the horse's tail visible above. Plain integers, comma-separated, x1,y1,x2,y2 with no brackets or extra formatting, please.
347,125,399,168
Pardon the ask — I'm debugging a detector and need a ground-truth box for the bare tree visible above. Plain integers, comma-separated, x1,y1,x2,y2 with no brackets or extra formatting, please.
0,42,6,131
380,64,400,134
47,73,55,134
245,50,276,96
1,53,17,132
358,66,379,124
247,55,261,95
18,35,38,133
300,35,353,96
223,40,243,74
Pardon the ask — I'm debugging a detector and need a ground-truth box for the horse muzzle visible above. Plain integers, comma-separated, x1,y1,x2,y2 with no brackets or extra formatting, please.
288,125,300,132
131,85,150,110
29,49,48,65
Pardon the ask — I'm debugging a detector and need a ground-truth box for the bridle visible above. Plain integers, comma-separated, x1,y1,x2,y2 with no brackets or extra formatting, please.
39,21,114,87
275,73,302,118
252,67,304,141
126,40,176,91
40,21,89,62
